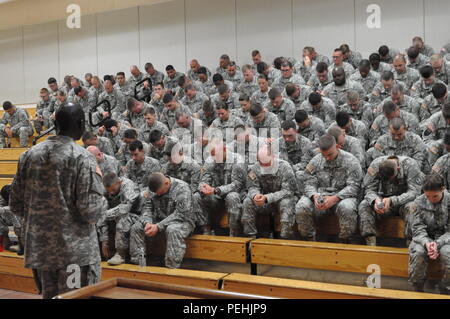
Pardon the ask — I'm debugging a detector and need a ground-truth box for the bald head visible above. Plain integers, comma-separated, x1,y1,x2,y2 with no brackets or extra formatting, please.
87,146,103,163
257,143,274,167
130,65,140,77
332,67,346,86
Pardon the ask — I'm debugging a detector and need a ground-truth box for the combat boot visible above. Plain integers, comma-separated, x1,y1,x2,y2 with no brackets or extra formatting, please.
280,223,293,239
365,236,377,246
107,250,126,266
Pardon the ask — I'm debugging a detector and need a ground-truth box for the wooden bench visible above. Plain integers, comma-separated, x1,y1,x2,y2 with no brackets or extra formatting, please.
0,251,227,293
0,177,13,188
0,161,18,176
221,273,450,299
250,239,443,278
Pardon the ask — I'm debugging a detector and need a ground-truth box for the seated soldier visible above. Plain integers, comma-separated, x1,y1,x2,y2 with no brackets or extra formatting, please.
369,53,394,75
125,97,156,129
224,61,244,90
138,107,170,144
237,65,259,99
210,83,240,110
264,87,296,123
299,92,336,127
198,140,246,236
334,111,368,150
149,82,166,114
369,71,408,107
163,65,185,94
243,143,298,239
368,117,429,172
34,88,56,135
327,125,365,168
322,66,365,108
99,119,132,154
129,173,196,268
295,134,363,243
409,173,450,294
432,150,450,189
272,61,306,92
98,173,142,266
160,93,192,130
232,93,252,124
338,90,374,129
0,101,33,148
349,59,380,99
116,129,150,166
306,62,333,94
358,155,423,246
82,131,115,157
279,120,315,170
98,78,127,120
420,102,450,145
87,145,122,177
125,140,162,194
227,124,266,165
180,83,209,115
284,83,312,109
210,99,245,143
407,46,430,70
248,102,281,138
420,82,450,122
378,45,400,64
256,61,281,87
0,185,23,255
194,100,217,127
427,131,450,166
411,65,447,104
392,54,420,90
295,109,326,146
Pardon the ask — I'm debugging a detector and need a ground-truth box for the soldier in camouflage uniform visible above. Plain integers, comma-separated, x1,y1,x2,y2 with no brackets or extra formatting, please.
412,36,435,57
148,83,166,114
82,131,115,157
180,83,209,114
87,146,122,177
236,65,259,98
427,131,450,166
272,61,306,92
349,59,380,98
99,173,141,266
148,130,179,163
210,83,240,110
284,83,313,109
327,125,366,169
378,45,400,64
195,100,217,127
393,54,421,90
369,53,394,76
34,88,56,135
250,74,270,106
323,67,365,108
420,103,450,144
432,152,450,189
368,117,429,172
114,72,133,98
0,184,23,254
116,129,150,166
73,87,97,132
138,107,170,144
295,110,326,145
247,102,281,138
144,62,165,87
338,90,374,129
256,61,281,87
0,102,33,148
172,111,204,144
160,93,192,130
89,76,105,105
420,83,450,122
210,101,244,142
407,47,430,71
231,93,252,124
295,134,363,242
409,173,450,294
187,59,210,82
123,97,156,130
307,62,333,94
430,54,450,85
227,124,266,166
163,65,184,94
264,88,296,123
98,79,127,120
124,140,162,193
340,44,362,69
224,61,243,90
333,111,368,150
9,103,107,299
380,84,421,120
197,141,246,236
99,119,132,154
129,173,196,268
328,49,355,78
243,143,298,239
359,155,423,246
298,92,336,127
411,65,448,104
369,71,409,107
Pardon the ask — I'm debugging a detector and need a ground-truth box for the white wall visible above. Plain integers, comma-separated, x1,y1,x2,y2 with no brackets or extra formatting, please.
2,0,450,103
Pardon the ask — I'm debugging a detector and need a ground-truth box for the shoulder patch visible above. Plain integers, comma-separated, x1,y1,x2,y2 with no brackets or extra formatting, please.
248,171,257,180
367,167,376,176
306,163,314,174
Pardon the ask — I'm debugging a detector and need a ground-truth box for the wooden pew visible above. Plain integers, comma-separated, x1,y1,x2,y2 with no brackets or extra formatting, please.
0,178,13,188
250,239,443,278
0,148,27,161
0,161,18,176
221,273,450,299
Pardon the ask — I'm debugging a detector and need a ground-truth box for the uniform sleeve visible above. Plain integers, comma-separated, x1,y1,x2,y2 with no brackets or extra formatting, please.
217,163,246,196
11,111,30,132
436,196,450,249
156,186,193,231
336,159,363,200
246,167,261,201
390,161,423,207
411,202,432,247
105,182,139,220
140,196,154,225
265,164,296,204
364,164,381,205
304,159,319,199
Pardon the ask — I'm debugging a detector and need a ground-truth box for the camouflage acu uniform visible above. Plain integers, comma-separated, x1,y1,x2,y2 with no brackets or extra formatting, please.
34,98,56,134
411,78,447,104
73,90,97,132
227,135,266,166
379,95,421,121
9,135,107,299
349,70,381,98
211,91,240,110
196,109,217,127
124,156,162,192
197,78,216,97
272,73,306,92
344,51,363,69
381,49,400,64
231,107,251,124
139,120,170,144
420,93,450,122
210,114,244,141
98,154,122,176
328,62,355,78
130,177,195,268
371,62,394,75
94,136,115,157
358,156,423,239
145,70,165,87
394,67,421,90
149,94,165,115
243,159,298,238
160,103,192,130
247,111,281,138
123,103,156,129
369,81,409,107
434,61,450,85
187,67,210,82
297,115,326,144
251,89,269,106
259,67,281,86
409,191,450,290
369,111,420,146
336,135,366,168
114,82,134,99
180,91,209,113
98,88,127,120
172,117,204,144
329,118,368,149
338,101,375,129
307,72,333,93
97,178,141,257
407,54,430,70
89,85,105,105
198,152,246,234
293,60,316,83
0,108,33,147
116,141,150,166
163,72,184,93
427,139,449,166
149,136,178,163
237,78,259,98
368,131,429,173
264,98,296,123
299,97,336,127
295,150,363,240
432,154,450,189
224,71,244,90
0,197,23,248
420,111,450,144
323,80,365,108
284,85,313,109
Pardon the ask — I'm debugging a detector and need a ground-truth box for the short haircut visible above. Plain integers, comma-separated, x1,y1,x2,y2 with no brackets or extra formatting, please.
249,102,263,117
336,111,351,127
419,65,434,79
217,84,229,95
57,89,66,97
281,120,297,131
268,87,282,100
197,67,207,75
127,97,139,111
379,158,398,180
294,109,308,124
251,50,260,57
165,65,175,71
407,47,420,59
74,86,83,96
203,99,214,112
129,140,144,152
423,173,445,192
327,125,344,141
316,62,328,73
308,92,322,106
442,102,450,119
82,131,96,142
346,90,360,102
103,119,118,129
2,101,13,111
40,88,49,94
154,82,164,88
124,128,138,139
256,62,268,74
285,83,297,97
239,93,250,101
215,100,229,111
148,173,165,193
220,54,230,60
257,74,269,82
432,83,448,100
359,59,371,69
144,62,154,70
162,93,175,104
175,110,189,121
103,172,120,188
143,107,156,116
382,101,397,115
48,77,57,85
318,134,336,151
184,83,195,92
340,44,350,54
391,83,405,95
149,129,163,144
0,184,11,203
280,61,292,69
273,57,287,70
369,53,381,62
212,73,224,84
178,75,187,87
116,71,125,77
381,71,394,81
242,64,252,73
389,117,406,130
378,45,389,57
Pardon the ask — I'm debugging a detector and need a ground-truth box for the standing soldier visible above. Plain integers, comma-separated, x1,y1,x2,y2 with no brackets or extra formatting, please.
9,103,107,299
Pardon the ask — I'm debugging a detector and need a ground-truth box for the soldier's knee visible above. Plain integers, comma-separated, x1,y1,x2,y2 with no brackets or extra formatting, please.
439,245,450,258
225,192,241,206
131,221,144,234
409,242,427,257
242,197,254,210
295,196,313,215
336,198,357,215
166,224,182,236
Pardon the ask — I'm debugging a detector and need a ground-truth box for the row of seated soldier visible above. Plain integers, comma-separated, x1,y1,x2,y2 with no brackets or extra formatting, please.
1,36,450,293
